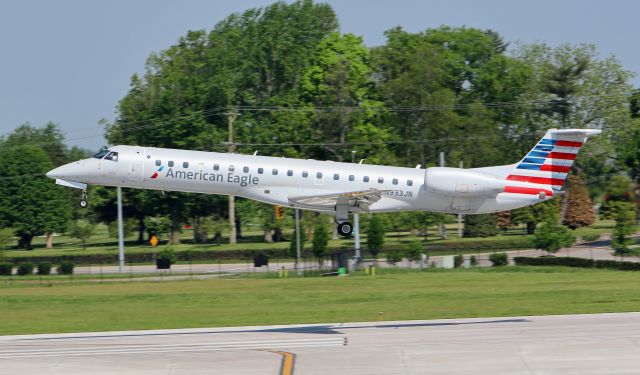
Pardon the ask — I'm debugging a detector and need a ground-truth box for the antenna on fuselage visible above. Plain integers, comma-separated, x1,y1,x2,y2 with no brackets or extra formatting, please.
359,159,364,164
253,150,258,155
415,164,421,169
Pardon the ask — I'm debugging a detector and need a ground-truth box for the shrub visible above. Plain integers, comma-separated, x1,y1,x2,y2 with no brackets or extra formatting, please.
453,254,464,268
404,241,423,263
157,247,176,263
513,256,640,271
312,223,329,259
533,214,575,254
367,215,385,258
580,233,601,242
470,255,478,267
57,261,75,275
37,262,52,275
386,250,403,265
489,252,508,266
0,262,12,276
17,263,34,276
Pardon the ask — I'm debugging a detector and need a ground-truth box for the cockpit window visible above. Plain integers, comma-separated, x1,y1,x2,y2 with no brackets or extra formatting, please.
104,151,118,162
93,149,109,159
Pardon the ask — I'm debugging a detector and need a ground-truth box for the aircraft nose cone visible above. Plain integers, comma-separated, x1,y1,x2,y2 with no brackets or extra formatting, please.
46,164,76,180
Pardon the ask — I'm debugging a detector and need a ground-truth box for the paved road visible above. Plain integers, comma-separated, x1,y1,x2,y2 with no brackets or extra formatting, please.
2,312,640,374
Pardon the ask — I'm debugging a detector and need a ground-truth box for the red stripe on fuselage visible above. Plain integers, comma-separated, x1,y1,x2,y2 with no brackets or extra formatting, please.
547,152,577,160
539,164,571,173
555,140,583,147
506,175,565,186
504,186,554,196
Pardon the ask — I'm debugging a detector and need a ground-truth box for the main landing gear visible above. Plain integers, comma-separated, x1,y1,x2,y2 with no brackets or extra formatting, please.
79,190,88,208
337,221,353,237
335,203,353,237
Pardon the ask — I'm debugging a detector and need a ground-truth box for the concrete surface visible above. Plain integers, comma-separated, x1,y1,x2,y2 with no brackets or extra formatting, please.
2,312,640,374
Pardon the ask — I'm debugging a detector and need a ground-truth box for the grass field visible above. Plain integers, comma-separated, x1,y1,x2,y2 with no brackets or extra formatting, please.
2,266,640,335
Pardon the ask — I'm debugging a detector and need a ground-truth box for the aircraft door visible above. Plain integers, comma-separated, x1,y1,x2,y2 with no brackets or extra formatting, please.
128,148,145,181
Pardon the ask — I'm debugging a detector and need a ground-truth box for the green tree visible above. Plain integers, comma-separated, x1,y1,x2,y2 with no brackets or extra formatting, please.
463,214,497,237
108,218,138,239
0,228,13,257
312,222,329,260
404,240,423,265
69,221,95,250
143,216,171,240
532,214,575,254
511,200,558,234
0,146,72,249
610,202,636,255
367,215,385,258
302,32,390,163
599,175,633,220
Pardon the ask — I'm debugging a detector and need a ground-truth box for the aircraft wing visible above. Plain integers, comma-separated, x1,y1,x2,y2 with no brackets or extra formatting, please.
288,189,390,212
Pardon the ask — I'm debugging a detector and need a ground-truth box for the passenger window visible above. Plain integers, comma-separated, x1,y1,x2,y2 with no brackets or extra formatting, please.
183,162,189,168
302,171,308,178
258,168,264,174
316,172,323,179
229,165,235,172
272,169,278,175
104,152,119,162
243,166,249,173
333,173,340,180
349,175,355,181
363,176,369,182
407,180,413,186
168,161,174,167
392,178,398,185
287,170,293,176
378,177,384,184
213,164,219,171
155,160,161,166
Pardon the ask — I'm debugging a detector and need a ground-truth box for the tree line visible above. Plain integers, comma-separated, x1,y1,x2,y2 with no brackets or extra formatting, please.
1,0,639,250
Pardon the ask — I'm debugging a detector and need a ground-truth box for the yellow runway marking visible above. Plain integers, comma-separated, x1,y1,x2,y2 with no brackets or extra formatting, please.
274,351,296,375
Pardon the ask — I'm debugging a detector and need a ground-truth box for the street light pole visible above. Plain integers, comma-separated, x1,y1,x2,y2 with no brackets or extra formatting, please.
295,208,301,271
227,109,237,244
117,186,125,273
352,150,361,263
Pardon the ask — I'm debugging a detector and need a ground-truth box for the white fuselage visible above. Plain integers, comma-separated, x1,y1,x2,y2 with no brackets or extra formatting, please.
48,145,547,215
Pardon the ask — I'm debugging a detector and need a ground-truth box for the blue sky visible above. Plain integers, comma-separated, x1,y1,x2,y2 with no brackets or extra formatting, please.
0,0,637,150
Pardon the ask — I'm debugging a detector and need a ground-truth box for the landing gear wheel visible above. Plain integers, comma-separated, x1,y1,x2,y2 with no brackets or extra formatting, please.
337,222,353,237
79,190,88,208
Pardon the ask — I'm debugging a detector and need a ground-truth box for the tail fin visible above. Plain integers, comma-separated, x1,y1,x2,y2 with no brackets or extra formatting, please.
506,128,601,191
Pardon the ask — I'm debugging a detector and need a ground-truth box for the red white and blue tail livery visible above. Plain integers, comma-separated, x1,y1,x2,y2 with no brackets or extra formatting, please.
47,128,600,237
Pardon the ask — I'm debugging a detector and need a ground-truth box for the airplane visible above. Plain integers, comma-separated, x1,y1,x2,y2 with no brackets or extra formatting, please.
47,128,600,237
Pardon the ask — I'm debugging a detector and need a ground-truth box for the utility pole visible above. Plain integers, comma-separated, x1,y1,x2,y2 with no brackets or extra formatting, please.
458,160,464,238
439,151,447,239
227,109,237,244
117,186,125,273
352,150,361,263
295,208,301,271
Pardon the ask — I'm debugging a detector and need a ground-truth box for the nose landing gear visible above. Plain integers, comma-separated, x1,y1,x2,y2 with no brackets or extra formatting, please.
79,190,88,208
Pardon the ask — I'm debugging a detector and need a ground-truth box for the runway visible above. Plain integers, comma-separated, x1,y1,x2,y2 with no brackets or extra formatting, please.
2,312,640,374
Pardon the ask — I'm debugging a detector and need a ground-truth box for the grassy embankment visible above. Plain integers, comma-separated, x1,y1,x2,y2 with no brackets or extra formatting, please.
3,220,617,263
1,266,639,335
